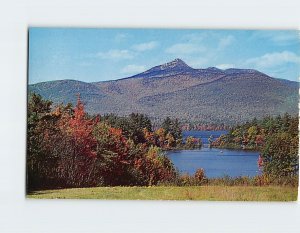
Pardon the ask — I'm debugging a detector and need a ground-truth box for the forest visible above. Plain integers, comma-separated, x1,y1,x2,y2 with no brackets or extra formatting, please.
27,93,201,191
27,93,298,192
211,114,299,182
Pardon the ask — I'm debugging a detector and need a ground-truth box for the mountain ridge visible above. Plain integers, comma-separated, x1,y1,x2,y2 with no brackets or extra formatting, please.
29,59,299,125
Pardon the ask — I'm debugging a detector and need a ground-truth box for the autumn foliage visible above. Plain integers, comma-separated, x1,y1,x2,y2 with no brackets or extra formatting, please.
27,93,177,190
211,114,299,180
64,94,98,158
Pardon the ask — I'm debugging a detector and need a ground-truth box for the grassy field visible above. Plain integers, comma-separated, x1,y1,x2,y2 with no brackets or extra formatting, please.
27,186,298,201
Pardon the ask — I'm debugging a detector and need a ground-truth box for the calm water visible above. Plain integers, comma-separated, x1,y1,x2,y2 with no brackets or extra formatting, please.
182,130,228,144
167,131,260,178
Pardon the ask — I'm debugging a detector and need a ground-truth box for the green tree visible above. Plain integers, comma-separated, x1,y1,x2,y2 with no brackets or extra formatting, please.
103,113,152,144
262,132,298,178
162,117,182,141
247,125,258,145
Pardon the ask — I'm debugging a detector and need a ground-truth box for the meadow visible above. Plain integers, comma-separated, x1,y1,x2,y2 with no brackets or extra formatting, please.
27,186,298,201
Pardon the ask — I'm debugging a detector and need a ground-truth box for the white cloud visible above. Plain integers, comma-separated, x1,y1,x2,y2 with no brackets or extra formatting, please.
218,35,235,50
114,33,129,42
164,34,235,68
121,64,146,74
271,33,299,43
251,31,300,45
90,41,158,61
186,57,209,68
245,51,300,68
216,64,235,69
95,49,134,60
132,41,158,51
165,43,205,55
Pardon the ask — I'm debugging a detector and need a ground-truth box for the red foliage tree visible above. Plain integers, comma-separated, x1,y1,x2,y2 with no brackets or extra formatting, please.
57,94,99,186
66,94,98,158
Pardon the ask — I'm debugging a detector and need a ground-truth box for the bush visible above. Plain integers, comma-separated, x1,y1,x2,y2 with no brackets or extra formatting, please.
194,168,206,183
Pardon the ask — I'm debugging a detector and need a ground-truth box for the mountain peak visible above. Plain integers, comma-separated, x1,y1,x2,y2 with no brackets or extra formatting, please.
160,58,190,70
133,58,193,77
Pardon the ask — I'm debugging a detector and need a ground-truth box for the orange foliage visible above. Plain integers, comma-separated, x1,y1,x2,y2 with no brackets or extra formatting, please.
63,94,98,158
143,128,156,146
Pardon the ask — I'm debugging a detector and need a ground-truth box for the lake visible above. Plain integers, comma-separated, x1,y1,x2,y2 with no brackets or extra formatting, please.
166,131,260,178
182,130,228,144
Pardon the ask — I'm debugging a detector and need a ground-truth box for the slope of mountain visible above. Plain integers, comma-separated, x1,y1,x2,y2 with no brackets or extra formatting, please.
29,59,299,125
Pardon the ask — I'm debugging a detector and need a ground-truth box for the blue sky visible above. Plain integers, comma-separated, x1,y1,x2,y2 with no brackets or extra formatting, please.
29,28,300,84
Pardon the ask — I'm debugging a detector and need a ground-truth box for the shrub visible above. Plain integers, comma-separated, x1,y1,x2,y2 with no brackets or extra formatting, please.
194,168,206,184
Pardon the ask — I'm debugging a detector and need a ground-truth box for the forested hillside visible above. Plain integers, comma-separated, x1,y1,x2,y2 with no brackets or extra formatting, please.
29,59,299,125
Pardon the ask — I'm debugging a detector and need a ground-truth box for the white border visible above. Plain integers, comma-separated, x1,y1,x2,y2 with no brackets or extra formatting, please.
0,1,299,232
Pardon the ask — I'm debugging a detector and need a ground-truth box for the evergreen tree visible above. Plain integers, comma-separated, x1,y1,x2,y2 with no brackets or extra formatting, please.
162,117,182,140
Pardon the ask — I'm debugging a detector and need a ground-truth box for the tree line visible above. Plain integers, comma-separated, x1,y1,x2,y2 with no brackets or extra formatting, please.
27,93,201,191
27,93,298,190
211,114,299,180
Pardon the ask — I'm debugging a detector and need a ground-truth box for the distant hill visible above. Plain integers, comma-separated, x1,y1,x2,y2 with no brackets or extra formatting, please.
29,58,299,125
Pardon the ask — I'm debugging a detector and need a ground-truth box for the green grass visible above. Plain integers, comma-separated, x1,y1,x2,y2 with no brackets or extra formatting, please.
27,186,298,201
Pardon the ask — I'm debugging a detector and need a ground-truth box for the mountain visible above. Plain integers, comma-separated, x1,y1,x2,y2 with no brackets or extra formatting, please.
29,59,299,125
